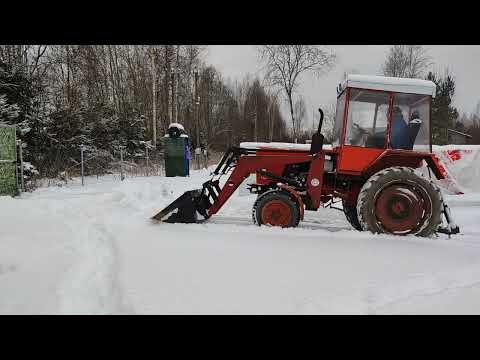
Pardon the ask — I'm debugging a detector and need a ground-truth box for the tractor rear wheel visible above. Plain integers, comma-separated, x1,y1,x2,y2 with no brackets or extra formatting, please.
356,167,443,237
252,190,301,228
342,200,362,231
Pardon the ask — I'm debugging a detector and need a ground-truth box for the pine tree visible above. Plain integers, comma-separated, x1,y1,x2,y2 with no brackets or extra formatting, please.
426,71,459,145
0,94,19,123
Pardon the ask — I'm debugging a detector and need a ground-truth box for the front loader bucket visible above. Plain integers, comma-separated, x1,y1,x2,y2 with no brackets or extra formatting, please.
152,178,225,224
152,190,205,223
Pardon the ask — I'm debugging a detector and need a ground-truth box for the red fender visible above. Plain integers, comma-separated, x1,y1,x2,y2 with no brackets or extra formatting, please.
278,184,305,221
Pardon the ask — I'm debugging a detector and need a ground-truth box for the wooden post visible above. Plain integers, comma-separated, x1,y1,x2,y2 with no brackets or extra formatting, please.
120,147,125,181
146,144,149,177
16,140,24,192
80,144,85,186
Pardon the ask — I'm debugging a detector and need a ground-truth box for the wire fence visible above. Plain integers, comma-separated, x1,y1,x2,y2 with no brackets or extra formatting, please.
21,143,224,191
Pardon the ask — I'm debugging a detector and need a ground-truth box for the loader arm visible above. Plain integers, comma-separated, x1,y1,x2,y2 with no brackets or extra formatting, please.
206,153,314,216
152,147,313,223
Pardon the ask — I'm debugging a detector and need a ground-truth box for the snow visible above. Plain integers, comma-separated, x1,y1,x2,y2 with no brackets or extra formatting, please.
164,134,188,138
341,74,437,97
432,146,480,193
168,123,185,131
1,165,480,314
240,142,333,151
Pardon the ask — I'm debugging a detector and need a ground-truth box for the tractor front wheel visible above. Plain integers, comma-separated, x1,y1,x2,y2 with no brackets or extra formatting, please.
357,167,443,237
253,190,301,228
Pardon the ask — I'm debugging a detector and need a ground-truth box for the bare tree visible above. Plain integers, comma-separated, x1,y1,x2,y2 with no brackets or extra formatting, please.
293,96,306,142
265,87,282,142
257,45,336,140
320,101,336,143
382,45,432,78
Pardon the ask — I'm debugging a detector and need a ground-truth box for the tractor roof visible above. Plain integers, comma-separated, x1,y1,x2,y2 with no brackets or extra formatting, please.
340,74,437,98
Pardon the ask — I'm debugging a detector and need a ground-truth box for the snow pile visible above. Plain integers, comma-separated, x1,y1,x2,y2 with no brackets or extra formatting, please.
431,145,480,194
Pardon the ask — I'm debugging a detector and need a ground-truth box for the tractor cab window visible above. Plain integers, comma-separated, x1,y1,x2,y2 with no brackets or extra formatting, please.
345,89,390,148
391,93,431,152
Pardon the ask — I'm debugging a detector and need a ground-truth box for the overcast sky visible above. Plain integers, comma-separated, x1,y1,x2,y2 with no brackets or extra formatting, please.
205,45,480,125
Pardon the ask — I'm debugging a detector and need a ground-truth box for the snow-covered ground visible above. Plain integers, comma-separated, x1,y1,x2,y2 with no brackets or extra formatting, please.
1,168,480,314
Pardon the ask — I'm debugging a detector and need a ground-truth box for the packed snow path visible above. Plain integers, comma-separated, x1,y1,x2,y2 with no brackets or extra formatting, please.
1,170,480,314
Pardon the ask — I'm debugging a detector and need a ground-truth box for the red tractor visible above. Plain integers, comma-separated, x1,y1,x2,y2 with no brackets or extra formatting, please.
153,74,459,237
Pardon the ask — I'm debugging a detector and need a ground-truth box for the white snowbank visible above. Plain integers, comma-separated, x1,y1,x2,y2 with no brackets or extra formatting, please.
431,145,480,194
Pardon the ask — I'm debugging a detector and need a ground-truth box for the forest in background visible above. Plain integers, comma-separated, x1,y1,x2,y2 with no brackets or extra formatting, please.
0,45,288,180
1,45,480,185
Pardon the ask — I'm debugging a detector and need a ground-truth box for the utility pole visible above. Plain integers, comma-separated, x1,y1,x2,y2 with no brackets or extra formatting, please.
171,68,175,124
194,67,201,170
166,46,172,125
175,45,180,123
151,46,157,147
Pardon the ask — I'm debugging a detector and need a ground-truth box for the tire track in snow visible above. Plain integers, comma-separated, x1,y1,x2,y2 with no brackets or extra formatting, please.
365,264,480,314
296,263,480,314
51,201,133,314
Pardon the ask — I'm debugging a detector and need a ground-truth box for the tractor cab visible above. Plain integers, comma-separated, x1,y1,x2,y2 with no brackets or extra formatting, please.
331,74,436,175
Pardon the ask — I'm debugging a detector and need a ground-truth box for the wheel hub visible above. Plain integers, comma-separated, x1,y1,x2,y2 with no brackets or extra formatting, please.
261,200,292,227
375,184,428,234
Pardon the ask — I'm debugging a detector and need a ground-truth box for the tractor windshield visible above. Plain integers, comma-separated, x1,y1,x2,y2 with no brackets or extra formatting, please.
345,89,390,149
391,93,431,152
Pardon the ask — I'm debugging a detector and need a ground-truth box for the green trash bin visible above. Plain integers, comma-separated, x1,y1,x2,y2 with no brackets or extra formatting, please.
0,125,18,196
164,137,188,177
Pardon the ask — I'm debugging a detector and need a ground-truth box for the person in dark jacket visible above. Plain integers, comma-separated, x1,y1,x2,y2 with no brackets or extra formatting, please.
391,106,409,149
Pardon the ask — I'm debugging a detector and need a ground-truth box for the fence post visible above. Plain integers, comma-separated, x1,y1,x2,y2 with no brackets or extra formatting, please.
120,146,125,181
195,147,201,170
80,144,85,186
16,140,24,192
146,144,149,177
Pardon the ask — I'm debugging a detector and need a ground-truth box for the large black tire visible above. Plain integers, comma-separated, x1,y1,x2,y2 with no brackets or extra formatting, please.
252,190,301,228
342,200,363,231
356,166,443,237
